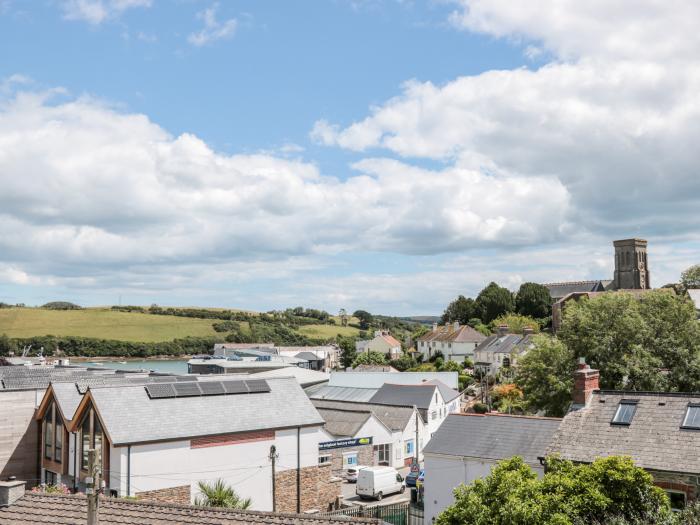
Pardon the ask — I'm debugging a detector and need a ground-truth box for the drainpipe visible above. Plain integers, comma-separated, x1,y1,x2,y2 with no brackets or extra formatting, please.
296,427,301,513
126,446,131,497
73,433,78,492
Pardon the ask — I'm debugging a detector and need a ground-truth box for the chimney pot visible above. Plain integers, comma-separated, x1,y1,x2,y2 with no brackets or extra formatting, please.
522,327,534,335
453,321,460,331
497,325,509,336
0,480,26,507
432,323,438,332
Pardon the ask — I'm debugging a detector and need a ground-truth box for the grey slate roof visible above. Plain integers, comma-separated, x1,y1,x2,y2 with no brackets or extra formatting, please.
0,365,151,391
316,407,372,437
295,351,324,361
544,280,609,301
369,382,458,410
51,382,84,422
309,385,379,403
312,399,418,432
546,391,700,474
0,493,382,524
475,334,534,356
89,377,324,445
417,324,486,344
423,413,562,466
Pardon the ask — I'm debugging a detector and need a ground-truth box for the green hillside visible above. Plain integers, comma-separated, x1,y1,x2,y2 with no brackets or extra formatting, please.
0,308,220,342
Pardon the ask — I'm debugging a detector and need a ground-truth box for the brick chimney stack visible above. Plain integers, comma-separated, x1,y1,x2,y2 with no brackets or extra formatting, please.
497,325,509,337
572,357,599,407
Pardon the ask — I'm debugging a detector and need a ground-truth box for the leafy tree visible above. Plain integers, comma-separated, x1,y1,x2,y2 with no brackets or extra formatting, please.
492,383,524,414
352,350,388,368
353,310,374,330
338,336,357,369
441,295,477,324
439,360,463,372
475,282,515,324
515,335,575,417
515,282,552,319
472,402,488,414
428,350,445,362
194,479,252,509
0,334,12,357
681,264,700,290
436,456,672,525
42,301,81,310
490,313,540,334
389,353,418,371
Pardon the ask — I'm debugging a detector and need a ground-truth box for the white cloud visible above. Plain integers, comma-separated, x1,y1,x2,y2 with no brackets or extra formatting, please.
0,88,570,293
313,1,700,238
188,3,237,47
61,0,151,25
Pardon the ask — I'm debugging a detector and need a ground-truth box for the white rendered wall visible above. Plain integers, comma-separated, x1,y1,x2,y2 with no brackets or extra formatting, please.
109,425,322,512
424,454,545,524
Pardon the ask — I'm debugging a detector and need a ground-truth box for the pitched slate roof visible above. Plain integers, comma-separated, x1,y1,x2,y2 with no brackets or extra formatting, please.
316,406,373,437
309,385,379,403
369,381,459,410
295,351,324,361
423,413,561,466
312,399,418,432
0,365,171,391
86,377,324,445
544,280,610,300
417,324,486,344
0,493,382,524
475,334,534,355
50,382,84,422
546,391,700,474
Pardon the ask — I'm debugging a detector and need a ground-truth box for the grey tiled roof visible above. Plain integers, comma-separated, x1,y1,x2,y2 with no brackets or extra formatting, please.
423,413,561,465
309,385,379,403
316,407,372,437
0,493,382,524
90,377,324,445
295,352,324,361
312,399,418,431
544,280,609,300
475,334,534,355
417,324,486,344
51,382,84,422
369,382,458,410
546,391,700,474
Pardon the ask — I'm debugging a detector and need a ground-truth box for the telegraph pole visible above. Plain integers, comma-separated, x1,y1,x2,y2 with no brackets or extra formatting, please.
414,406,419,465
269,445,278,512
86,448,101,525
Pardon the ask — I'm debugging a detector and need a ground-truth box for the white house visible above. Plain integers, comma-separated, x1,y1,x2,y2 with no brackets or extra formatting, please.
416,322,486,362
355,331,402,360
473,328,535,376
422,413,561,523
36,377,339,514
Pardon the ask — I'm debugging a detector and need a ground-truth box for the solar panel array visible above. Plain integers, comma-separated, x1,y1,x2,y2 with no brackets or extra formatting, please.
144,379,271,399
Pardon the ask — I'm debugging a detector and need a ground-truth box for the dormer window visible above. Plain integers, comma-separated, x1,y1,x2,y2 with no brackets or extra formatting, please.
681,404,700,429
611,400,638,425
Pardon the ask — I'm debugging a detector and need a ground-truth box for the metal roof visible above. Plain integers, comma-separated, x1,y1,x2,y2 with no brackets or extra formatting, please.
248,367,329,387
328,371,458,390
88,377,324,445
424,413,561,465
308,385,378,403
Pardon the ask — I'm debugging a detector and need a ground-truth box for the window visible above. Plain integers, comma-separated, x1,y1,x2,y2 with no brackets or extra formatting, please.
343,453,357,467
682,404,700,429
431,411,437,420
318,455,331,465
374,443,391,464
435,393,438,403
43,408,53,460
405,440,414,455
44,470,57,486
55,414,63,464
667,491,686,511
94,416,103,458
612,400,638,425
81,415,90,471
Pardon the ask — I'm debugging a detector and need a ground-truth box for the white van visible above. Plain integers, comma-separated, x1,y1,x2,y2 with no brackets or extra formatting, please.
356,466,405,500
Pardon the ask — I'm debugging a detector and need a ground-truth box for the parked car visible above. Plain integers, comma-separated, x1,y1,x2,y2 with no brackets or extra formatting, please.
356,466,405,500
345,466,368,483
405,469,424,487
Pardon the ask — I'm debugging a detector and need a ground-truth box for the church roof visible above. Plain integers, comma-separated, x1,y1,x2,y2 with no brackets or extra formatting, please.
544,280,610,300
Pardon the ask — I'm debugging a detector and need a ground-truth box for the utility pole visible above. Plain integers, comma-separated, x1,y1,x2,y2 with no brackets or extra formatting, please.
414,405,419,465
269,445,278,513
86,448,101,525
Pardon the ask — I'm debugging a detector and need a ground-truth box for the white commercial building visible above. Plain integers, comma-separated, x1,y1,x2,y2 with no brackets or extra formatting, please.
36,377,340,513
422,413,561,524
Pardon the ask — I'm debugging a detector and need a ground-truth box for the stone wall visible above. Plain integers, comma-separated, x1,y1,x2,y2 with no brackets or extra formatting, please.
327,444,373,475
652,471,699,503
135,484,191,505
275,464,341,513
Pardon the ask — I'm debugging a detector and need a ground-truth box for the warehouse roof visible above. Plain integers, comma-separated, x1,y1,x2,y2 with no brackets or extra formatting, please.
328,371,458,390
309,385,379,403
424,413,561,466
74,377,324,445
0,493,382,524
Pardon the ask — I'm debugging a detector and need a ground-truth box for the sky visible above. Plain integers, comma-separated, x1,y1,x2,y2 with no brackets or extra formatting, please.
0,0,699,316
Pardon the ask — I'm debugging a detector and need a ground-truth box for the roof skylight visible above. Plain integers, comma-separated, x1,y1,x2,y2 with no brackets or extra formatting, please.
682,404,700,429
611,400,638,425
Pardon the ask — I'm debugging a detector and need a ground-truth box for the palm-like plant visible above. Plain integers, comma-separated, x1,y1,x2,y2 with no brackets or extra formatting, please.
194,479,252,509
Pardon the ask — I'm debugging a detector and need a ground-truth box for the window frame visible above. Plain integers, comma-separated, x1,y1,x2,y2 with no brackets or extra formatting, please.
81,412,91,471
611,399,638,426
681,403,700,430
318,454,331,465
43,405,54,461
54,412,63,464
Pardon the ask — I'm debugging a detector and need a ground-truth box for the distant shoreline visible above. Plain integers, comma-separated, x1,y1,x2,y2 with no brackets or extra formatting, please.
70,356,189,362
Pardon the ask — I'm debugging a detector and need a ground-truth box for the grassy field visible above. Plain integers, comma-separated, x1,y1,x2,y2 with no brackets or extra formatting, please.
297,323,361,338
0,308,219,342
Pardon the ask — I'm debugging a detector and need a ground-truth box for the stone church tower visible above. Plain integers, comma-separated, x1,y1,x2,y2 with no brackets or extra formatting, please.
613,238,650,290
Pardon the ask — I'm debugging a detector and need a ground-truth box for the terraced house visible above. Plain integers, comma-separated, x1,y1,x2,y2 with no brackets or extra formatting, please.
35,377,340,513
416,322,486,362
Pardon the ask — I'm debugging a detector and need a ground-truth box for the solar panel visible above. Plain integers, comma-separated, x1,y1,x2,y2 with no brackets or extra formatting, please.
245,379,271,393
172,382,202,397
199,381,226,396
145,383,176,399
222,380,249,394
